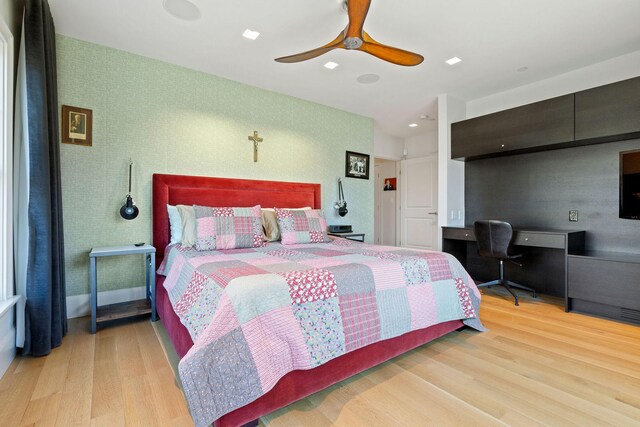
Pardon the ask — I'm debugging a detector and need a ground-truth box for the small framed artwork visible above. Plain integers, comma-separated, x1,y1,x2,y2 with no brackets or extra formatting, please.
61,105,92,146
384,177,396,191
345,150,370,180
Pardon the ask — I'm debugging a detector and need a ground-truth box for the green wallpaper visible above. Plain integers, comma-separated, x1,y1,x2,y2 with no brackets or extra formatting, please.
57,36,374,296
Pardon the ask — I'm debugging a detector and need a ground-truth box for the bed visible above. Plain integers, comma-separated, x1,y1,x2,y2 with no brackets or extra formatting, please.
152,173,484,427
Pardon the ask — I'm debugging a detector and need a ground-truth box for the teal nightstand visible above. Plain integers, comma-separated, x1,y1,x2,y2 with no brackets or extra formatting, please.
89,244,156,333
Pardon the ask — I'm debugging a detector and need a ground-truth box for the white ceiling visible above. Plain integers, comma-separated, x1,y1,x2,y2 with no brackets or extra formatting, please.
48,0,640,138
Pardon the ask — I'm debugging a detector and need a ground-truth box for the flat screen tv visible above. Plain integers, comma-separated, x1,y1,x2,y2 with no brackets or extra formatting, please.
620,149,640,220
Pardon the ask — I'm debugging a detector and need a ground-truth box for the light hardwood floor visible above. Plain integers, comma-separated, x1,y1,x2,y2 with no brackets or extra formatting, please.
1,290,639,426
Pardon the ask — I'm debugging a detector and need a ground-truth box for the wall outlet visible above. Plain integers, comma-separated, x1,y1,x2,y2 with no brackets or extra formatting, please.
569,210,578,222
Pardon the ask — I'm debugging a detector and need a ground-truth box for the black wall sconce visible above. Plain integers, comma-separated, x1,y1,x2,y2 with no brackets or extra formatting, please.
120,159,139,220
334,178,348,217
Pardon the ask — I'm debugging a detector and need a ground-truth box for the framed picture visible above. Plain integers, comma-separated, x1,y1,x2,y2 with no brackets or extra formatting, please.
345,150,370,180
61,105,92,146
383,177,396,191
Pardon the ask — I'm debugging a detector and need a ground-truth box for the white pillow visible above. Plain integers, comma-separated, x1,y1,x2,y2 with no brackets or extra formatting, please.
167,205,183,245
177,205,197,247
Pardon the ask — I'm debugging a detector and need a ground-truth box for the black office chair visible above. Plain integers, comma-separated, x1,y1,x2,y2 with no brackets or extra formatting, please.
474,220,537,306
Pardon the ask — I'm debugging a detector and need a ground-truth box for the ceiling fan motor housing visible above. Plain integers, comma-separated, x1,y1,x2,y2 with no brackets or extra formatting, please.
344,37,363,49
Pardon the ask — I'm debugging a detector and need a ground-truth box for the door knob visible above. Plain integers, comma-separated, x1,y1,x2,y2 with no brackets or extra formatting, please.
429,212,438,215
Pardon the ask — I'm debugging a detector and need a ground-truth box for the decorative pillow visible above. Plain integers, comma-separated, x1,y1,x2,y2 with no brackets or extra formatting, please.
275,208,330,245
261,207,311,242
194,205,266,251
167,205,183,245
176,205,196,247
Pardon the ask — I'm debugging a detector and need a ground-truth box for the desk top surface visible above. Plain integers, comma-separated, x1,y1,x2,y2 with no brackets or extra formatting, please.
443,226,585,235
569,250,640,263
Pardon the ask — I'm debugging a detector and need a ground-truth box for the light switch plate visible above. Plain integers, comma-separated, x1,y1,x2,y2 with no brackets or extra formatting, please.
569,210,578,222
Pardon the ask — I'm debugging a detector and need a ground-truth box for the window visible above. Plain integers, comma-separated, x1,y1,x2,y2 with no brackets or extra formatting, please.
0,14,15,312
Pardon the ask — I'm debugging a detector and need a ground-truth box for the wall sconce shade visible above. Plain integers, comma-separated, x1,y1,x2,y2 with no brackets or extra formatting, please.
120,194,139,220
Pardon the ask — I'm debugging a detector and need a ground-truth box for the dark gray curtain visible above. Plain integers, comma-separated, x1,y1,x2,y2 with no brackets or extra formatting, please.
22,0,67,356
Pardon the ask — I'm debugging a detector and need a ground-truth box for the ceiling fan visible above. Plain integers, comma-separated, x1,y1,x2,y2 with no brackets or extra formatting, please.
275,0,424,67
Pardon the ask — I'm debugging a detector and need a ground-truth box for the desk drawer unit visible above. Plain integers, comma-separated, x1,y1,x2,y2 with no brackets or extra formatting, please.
443,228,475,241
513,232,565,249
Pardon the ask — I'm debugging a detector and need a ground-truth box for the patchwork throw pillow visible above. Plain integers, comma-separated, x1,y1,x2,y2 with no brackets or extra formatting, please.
261,207,312,242
194,205,266,251
275,208,330,245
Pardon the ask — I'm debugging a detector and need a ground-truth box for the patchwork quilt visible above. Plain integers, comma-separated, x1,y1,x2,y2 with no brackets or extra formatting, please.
159,238,485,427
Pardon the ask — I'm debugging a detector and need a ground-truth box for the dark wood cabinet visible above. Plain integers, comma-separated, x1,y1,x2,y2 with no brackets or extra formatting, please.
451,95,574,160
452,76,640,161
568,251,640,324
575,76,640,142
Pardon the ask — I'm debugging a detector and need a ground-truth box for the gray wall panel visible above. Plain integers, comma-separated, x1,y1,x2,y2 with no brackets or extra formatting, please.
465,139,640,253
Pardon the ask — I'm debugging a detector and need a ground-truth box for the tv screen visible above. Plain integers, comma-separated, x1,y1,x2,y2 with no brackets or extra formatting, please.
620,149,640,219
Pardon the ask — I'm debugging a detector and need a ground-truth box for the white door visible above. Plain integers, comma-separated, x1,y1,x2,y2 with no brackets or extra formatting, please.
374,164,381,244
400,155,438,249
381,190,396,246
374,159,398,246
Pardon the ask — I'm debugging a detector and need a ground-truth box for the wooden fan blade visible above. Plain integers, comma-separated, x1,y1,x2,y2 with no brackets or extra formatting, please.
345,0,372,38
360,32,424,66
275,32,344,63
275,47,338,63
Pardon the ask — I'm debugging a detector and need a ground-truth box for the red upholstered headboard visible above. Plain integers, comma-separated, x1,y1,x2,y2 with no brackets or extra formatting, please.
152,174,322,266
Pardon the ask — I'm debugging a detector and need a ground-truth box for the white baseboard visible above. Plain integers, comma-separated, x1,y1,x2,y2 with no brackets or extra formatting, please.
66,286,147,319
0,308,16,378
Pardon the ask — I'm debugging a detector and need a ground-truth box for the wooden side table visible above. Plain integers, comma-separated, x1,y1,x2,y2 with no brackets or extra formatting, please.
328,232,365,242
89,244,156,333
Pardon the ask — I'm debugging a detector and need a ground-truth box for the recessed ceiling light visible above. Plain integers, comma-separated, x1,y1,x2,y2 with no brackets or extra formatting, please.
356,73,380,84
242,29,260,40
324,61,339,70
409,123,418,128
445,56,462,65
163,0,201,21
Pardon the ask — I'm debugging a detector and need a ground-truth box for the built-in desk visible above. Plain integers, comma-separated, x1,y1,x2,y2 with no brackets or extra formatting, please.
443,227,585,310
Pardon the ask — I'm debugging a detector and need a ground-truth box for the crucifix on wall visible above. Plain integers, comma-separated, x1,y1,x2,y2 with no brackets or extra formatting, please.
247,130,263,162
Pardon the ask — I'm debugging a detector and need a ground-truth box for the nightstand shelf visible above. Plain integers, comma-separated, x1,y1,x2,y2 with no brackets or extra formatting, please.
96,299,152,323
89,244,156,333
328,232,365,242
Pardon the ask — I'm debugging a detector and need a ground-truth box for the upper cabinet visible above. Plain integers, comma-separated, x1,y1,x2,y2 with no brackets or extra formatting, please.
575,77,640,142
452,95,574,160
452,76,640,161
